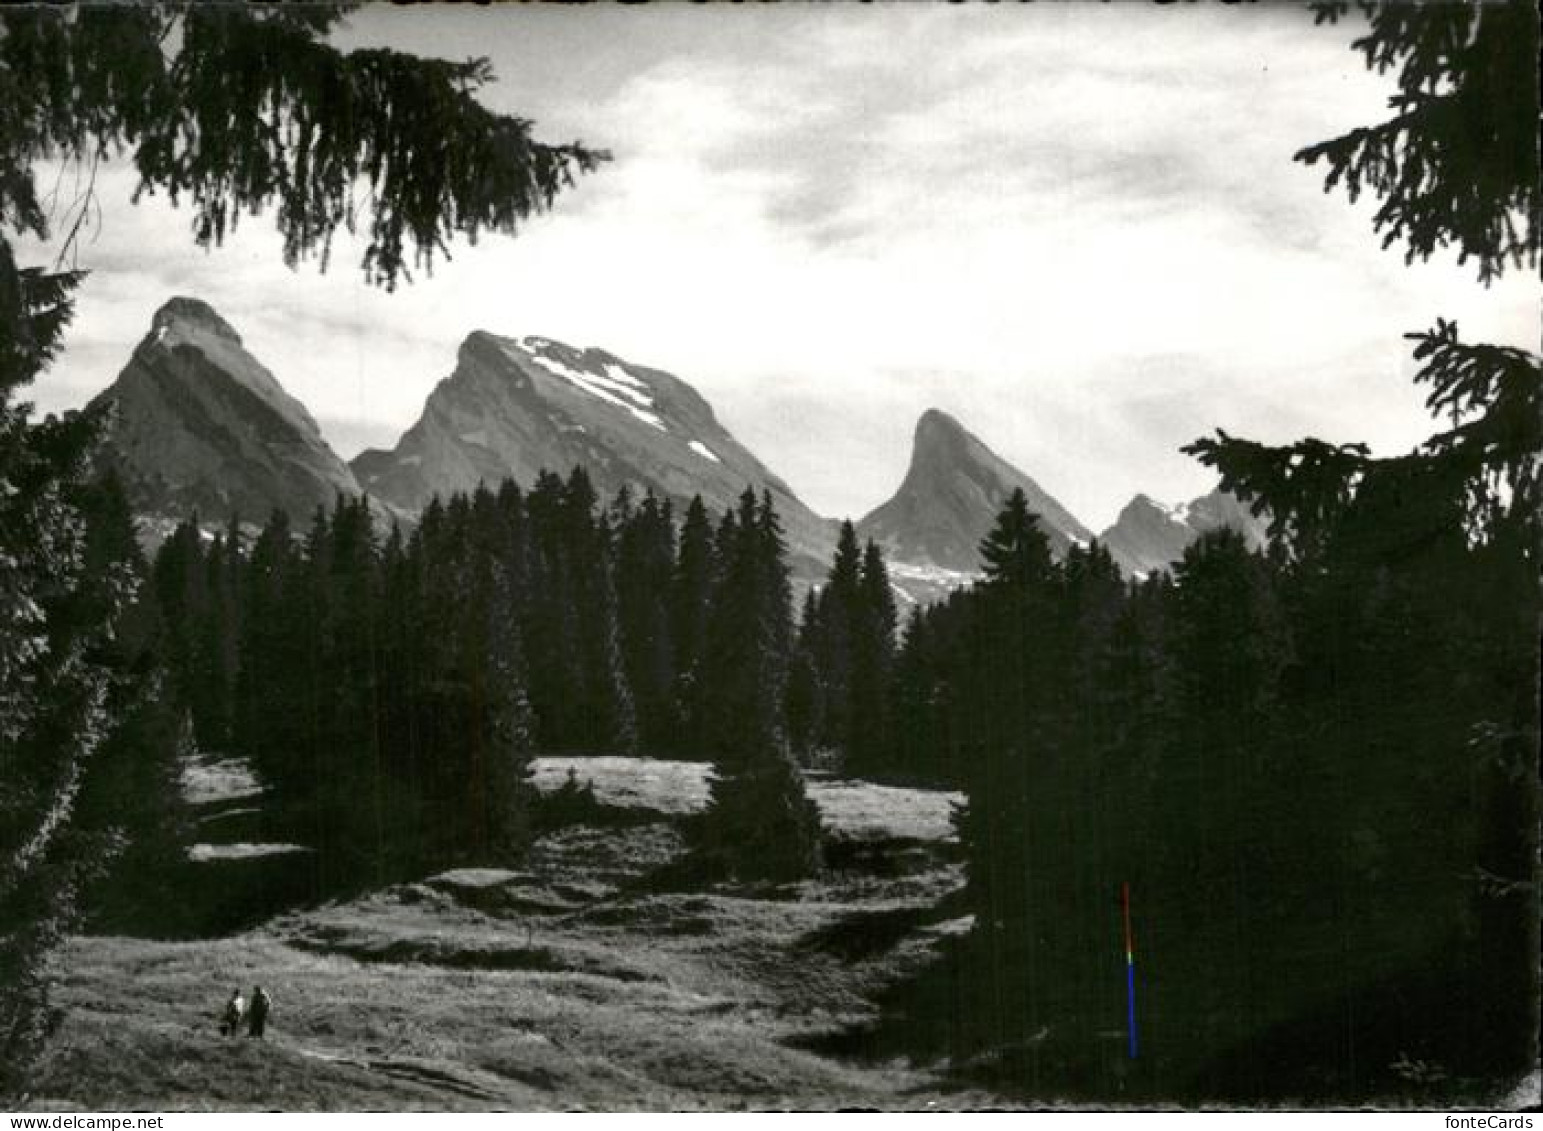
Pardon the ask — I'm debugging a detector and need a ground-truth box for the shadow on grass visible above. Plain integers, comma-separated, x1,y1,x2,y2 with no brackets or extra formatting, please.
793,927,1535,1108
286,926,658,983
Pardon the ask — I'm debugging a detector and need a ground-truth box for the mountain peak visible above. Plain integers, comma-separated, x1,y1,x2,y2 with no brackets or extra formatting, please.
916,407,964,435
1123,493,1166,514
1099,487,1269,577
91,297,358,528
908,408,993,469
351,333,835,576
857,409,1092,573
152,296,241,344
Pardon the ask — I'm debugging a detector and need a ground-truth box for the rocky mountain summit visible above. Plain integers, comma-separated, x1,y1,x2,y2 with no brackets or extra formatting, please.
89,297,361,529
351,331,836,573
1098,488,1270,578
856,409,1093,572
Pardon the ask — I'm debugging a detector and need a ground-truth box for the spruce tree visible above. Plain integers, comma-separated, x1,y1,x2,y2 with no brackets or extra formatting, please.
59,474,191,935
669,496,716,759
785,589,824,762
615,491,677,753
698,490,820,882
812,520,863,754
478,559,538,860
521,470,585,749
950,489,1070,1066
846,539,898,776
1174,1,1540,1091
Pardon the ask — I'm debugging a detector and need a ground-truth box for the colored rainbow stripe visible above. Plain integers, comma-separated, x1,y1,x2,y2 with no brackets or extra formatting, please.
1122,881,1138,1060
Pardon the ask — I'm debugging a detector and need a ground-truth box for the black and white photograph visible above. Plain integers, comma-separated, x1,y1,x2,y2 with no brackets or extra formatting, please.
1,0,1538,1113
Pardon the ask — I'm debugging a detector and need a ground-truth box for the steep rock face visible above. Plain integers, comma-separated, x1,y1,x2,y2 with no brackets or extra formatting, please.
352,332,836,572
856,409,1093,573
1183,489,1270,543
1097,494,1198,578
1098,488,1270,578
90,297,362,527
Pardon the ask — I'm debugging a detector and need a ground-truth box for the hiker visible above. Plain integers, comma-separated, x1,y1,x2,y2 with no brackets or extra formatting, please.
220,988,245,1037
247,985,272,1039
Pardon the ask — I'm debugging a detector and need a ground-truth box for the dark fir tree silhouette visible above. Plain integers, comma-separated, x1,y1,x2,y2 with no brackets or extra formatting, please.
563,470,636,754
845,538,898,776
1181,2,1540,1089
669,496,718,760
615,490,678,753
1293,2,1537,283
697,490,821,882
798,522,899,776
813,521,863,756
893,1,1542,1101
786,588,824,761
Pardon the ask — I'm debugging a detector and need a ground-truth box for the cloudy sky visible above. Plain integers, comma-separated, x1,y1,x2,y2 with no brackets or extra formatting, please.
17,4,1537,530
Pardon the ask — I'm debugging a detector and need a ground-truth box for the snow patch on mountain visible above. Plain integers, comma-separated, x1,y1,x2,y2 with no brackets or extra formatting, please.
512,341,668,432
602,362,647,391
886,560,979,607
353,329,838,586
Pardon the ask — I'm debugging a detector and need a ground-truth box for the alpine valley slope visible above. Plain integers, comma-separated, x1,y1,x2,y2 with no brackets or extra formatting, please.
351,331,837,576
89,298,363,532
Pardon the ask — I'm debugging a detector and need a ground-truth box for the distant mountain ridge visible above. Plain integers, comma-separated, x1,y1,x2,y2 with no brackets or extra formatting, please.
89,297,362,529
90,296,1270,595
1097,489,1270,578
350,330,837,574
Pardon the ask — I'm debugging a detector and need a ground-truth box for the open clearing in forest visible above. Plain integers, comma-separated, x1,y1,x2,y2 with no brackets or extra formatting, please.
28,757,1005,1111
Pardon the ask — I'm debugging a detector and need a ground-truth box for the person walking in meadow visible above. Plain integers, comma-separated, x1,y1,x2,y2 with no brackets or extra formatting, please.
247,986,271,1039
219,988,245,1037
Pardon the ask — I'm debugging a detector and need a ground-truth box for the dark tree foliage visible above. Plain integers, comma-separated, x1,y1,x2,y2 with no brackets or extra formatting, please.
0,420,167,1090
517,470,634,754
845,539,897,774
668,495,717,760
697,491,822,882
0,6,606,289
1184,9,1541,1088
883,1,1540,1101
567,478,636,756
177,493,544,888
978,488,1056,591
0,4,602,1091
615,490,679,753
811,521,862,756
798,523,899,775
1295,1,1538,283
885,600,963,785
785,589,823,761
889,470,1533,1098
0,402,132,1090
67,475,193,936
150,475,825,888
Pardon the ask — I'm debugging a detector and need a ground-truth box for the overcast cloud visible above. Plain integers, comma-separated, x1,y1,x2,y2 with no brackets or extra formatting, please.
16,4,1537,530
